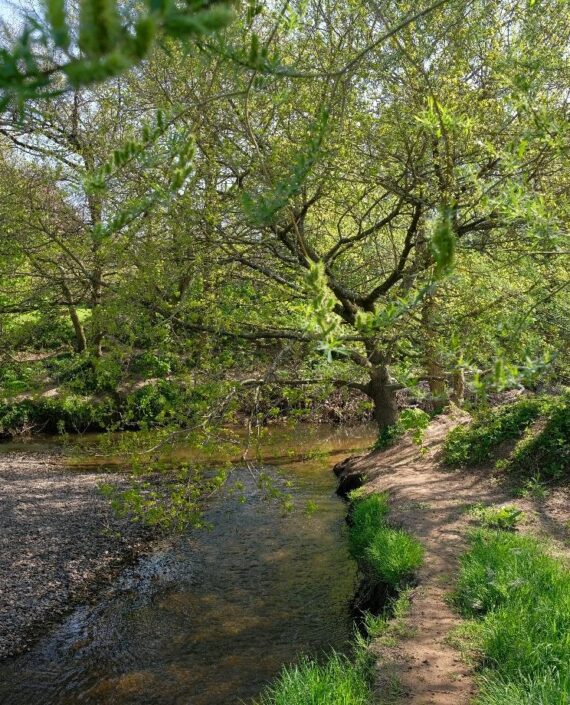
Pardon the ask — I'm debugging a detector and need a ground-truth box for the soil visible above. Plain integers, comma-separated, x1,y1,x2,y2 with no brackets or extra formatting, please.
335,411,570,705
0,451,153,660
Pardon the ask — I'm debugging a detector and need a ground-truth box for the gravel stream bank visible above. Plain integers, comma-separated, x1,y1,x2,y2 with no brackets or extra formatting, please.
0,452,151,659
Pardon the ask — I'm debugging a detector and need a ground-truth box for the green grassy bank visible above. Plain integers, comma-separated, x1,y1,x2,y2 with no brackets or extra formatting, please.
453,529,570,705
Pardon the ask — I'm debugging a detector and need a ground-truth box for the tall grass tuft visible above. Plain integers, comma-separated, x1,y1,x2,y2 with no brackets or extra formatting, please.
349,493,423,588
348,492,390,560
453,529,570,705
365,527,424,586
254,653,371,705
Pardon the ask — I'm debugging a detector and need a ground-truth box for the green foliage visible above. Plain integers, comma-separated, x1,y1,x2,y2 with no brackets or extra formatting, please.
509,393,570,479
365,527,425,587
349,493,423,588
242,109,329,226
123,381,183,427
430,206,456,278
373,423,404,451
303,260,346,361
100,464,228,531
0,394,115,437
443,396,546,467
398,408,431,444
254,653,371,705
373,408,430,450
0,0,234,107
515,474,549,500
348,492,390,560
453,529,570,705
129,351,173,377
443,394,569,482
469,504,524,531
3,311,76,351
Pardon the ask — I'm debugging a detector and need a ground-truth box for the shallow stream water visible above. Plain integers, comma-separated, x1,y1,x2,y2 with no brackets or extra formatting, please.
0,424,373,705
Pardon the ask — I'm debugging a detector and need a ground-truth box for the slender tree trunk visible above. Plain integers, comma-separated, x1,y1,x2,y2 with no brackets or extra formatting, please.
450,368,465,406
91,269,104,358
421,293,447,412
365,365,399,429
60,281,87,353
68,306,87,353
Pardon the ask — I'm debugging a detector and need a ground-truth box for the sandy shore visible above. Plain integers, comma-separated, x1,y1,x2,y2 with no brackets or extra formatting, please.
0,451,151,659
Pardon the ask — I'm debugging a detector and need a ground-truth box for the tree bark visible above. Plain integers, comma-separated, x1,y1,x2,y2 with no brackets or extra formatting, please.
365,366,399,429
450,368,465,406
60,281,87,353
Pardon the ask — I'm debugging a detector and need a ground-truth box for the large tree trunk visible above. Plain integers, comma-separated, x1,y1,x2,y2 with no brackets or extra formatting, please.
366,366,399,430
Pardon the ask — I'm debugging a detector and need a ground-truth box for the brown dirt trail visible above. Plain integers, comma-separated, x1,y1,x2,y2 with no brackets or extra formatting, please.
335,412,570,705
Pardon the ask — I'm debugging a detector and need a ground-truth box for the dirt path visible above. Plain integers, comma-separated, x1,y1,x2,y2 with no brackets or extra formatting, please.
336,413,570,705
0,451,151,659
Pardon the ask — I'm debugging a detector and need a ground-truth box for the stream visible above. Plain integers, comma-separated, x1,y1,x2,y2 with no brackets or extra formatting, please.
0,424,373,705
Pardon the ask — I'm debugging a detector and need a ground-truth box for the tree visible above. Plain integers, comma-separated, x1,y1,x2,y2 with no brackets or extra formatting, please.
122,0,569,429
0,82,194,356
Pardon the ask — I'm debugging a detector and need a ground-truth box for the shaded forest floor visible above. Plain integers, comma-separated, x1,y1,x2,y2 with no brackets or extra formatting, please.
336,413,570,705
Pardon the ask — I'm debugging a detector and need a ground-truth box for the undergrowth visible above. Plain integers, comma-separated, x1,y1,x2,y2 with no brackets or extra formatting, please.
443,393,569,480
453,529,570,705
373,408,430,451
469,504,524,531
509,393,570,480
442,396,545,467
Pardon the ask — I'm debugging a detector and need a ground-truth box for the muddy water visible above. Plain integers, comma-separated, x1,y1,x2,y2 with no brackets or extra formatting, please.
0,425,373,705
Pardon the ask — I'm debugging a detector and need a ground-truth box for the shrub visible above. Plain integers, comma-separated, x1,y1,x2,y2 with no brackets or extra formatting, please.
123,380,186,427
129,351,173,377
443,397,545,467
0,394,116,437
373,408,431,451
254,653,370,705
453,529,570,705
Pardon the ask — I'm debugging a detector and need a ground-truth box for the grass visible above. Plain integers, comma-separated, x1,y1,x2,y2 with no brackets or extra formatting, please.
254,653,371,705
348,492,390,560
349,493,424,588
453,529,570,705
365,528,425,586
363,589,416,644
